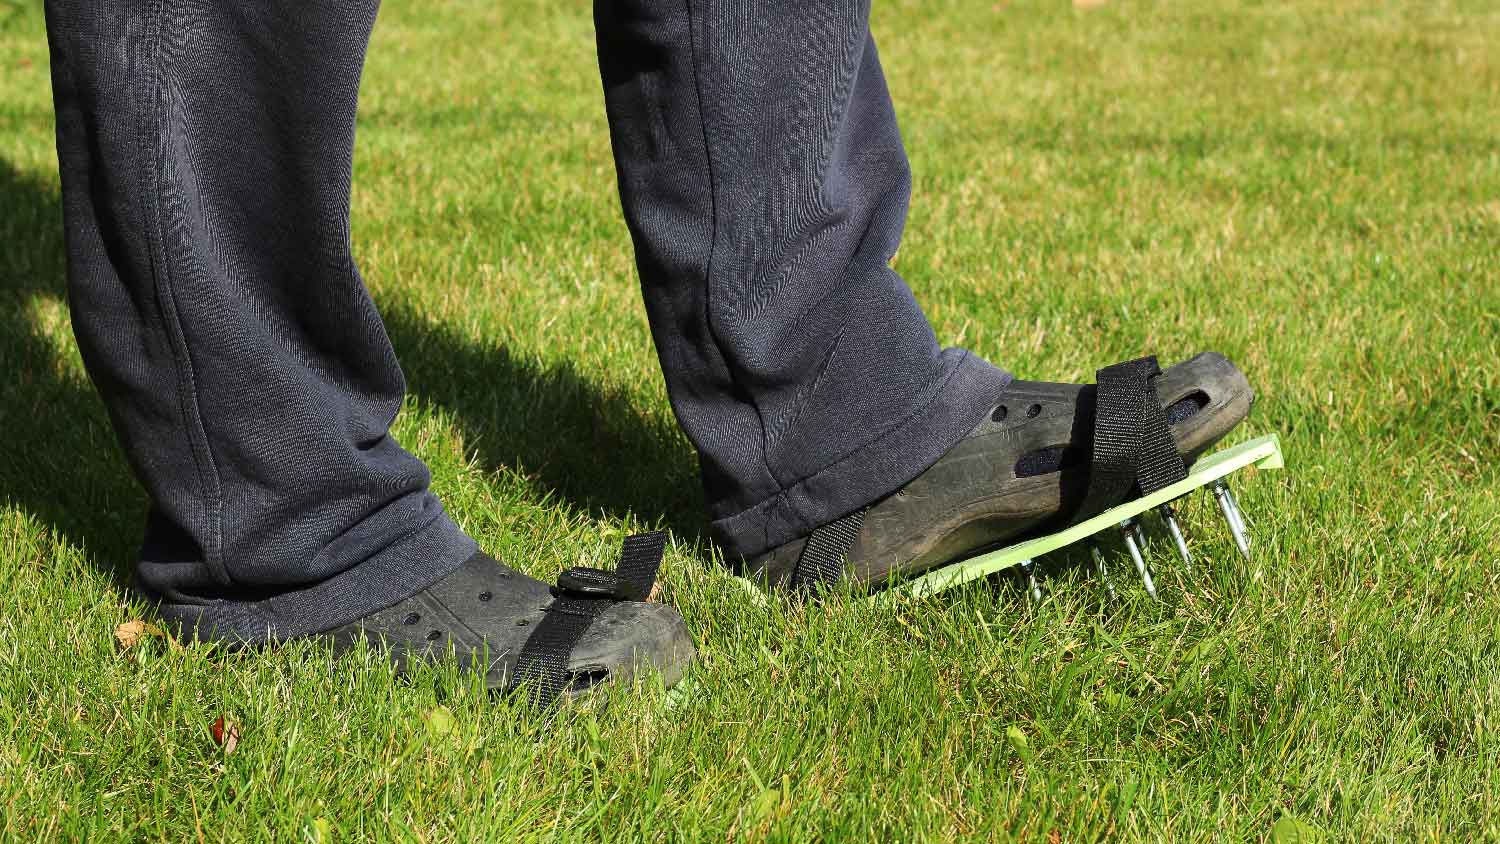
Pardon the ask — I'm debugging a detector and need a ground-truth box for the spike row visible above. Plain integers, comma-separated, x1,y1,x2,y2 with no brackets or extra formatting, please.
1017,478,1255,601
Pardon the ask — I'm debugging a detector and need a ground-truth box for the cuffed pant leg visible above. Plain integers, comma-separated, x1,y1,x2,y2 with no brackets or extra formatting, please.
596,0,1010,559
43,0,475,641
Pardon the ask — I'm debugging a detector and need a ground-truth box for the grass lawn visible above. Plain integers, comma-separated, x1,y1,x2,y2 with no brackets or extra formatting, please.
3,0,1498,839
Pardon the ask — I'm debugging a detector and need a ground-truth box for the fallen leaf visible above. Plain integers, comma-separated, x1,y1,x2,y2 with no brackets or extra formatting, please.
211,715,240,754
115,619,166,650
1073,0,1107,7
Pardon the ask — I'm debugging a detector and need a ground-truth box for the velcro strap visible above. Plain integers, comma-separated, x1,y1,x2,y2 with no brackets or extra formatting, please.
1075,356,1188,521
512,530,667,706
789,508,867,591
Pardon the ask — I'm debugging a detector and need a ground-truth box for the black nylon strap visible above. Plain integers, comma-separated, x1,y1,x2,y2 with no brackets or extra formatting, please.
1075,356,1187,522
511,593,608,706
789,507,867,590
511,531,667,706
1134,382,1188,496
615,531,667,600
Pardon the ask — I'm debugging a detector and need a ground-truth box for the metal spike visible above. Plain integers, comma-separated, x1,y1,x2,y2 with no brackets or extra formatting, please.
1212,481,1251,561
1120,519,1157,599
1018,558,1042,602
1217,481,1251,559
1222,484,1252,537
1158,503,1193,571
1089,542,1119,603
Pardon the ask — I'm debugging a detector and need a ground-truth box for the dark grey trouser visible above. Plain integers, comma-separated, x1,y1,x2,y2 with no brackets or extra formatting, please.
43,0,1009,642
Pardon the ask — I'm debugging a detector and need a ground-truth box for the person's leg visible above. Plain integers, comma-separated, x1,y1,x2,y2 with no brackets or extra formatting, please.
43,0,476,641
595,0,1011,562
596,2,1258,591
45,1,695,698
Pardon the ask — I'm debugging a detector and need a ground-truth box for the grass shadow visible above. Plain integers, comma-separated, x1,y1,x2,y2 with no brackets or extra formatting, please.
0,163,147,586
381,307,706,542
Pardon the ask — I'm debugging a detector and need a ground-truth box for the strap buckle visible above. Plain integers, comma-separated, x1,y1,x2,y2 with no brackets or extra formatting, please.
554,531,667,601
556,566,620,598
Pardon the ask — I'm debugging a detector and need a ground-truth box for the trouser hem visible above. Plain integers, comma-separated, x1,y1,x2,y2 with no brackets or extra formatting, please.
710,353,1011,560
146,507,478,645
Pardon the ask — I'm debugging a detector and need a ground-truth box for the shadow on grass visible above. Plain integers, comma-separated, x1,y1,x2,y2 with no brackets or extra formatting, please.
0,160,706,588
381,308,705,541
0,162,143,583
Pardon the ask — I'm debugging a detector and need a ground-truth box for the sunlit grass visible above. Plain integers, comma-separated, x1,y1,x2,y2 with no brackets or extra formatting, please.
2,0,1497,839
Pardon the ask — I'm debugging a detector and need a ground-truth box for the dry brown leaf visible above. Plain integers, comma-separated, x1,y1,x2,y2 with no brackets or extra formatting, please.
114,619,166,650
1073,0,1107,7
211,715,240,754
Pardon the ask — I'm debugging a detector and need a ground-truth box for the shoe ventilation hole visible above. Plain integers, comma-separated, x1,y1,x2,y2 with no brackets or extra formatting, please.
516,618,530,627
478,591,492,602
1165,390,1210,425
403,612,420,625
1015,445,1081,478
567,668,611,693
992,404,1008,422
426,630,442,641
1026,403,1042,418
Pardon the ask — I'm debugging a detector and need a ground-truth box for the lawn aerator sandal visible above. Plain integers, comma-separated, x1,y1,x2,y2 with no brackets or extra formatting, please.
327,532,694,707
742,352,1278,600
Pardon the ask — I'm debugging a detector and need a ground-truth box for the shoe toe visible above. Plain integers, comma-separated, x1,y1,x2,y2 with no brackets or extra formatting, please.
1160,351,1255,457
565,600,696,694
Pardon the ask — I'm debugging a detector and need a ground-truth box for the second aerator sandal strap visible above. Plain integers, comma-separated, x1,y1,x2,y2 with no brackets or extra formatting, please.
788,507,868,591
1076,355,1189,521
511,531,667,706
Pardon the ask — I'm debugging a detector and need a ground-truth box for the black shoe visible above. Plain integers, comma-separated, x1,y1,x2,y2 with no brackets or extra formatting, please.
325,533,695,704
746,352,1255,590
